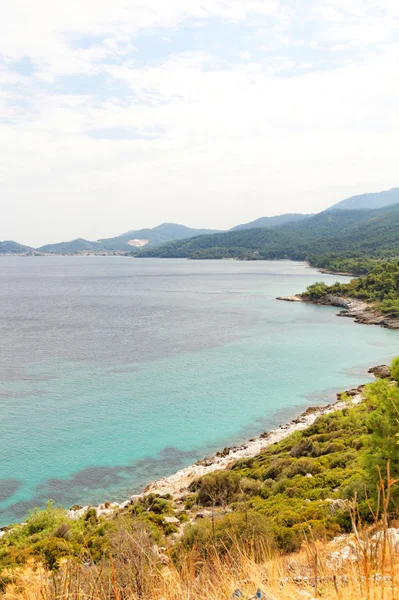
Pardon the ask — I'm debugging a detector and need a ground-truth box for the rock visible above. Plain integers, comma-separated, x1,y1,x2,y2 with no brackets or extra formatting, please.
195,510,212,520
302,406,323,415
216,447,232,458
326,498,347,514
96,508,114,518
324,295,353,309
66,506,89,520
372,528,399,552
297,592,316,600
164,516,180,525
305,473,313,479
158,553,170,565
276,295,303,302
130,494,142,504
248,590,278,600
328,544,357,565
368,365,391,379
196,457,215,467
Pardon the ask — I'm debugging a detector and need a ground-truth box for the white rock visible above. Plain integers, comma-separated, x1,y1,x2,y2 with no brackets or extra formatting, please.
297,592,316,600
195,509,213,519
66,506,89,520
96,508,114,518
164,516,180,525
372,529,399,552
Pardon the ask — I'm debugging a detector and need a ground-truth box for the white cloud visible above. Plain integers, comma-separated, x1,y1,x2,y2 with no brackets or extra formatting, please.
1,1,399,244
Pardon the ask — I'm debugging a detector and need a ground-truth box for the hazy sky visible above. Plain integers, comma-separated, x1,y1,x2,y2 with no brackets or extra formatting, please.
1,1,399,246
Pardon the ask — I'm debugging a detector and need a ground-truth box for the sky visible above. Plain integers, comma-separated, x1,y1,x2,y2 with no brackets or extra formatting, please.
1,1,399,246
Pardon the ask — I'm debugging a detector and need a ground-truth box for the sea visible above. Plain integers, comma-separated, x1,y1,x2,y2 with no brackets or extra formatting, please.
1,257,399,527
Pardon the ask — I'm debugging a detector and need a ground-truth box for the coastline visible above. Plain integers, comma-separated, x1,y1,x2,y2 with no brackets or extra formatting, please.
277,294,399,330
142,388,364,499
62,385,365,521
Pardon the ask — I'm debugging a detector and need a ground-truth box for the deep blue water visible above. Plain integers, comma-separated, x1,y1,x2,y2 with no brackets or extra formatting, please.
1,257,399,526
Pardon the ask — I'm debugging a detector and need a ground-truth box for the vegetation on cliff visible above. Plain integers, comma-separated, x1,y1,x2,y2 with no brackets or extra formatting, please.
304,261,399,317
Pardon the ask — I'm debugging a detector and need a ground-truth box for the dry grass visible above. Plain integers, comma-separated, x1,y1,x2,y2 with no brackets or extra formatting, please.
3,471,399,600
2,530,399,600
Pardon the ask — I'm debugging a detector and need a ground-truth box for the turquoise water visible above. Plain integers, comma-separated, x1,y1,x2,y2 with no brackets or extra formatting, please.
1,257,399,526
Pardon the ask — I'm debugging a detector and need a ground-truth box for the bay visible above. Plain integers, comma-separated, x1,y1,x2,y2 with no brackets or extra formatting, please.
1,257,398,526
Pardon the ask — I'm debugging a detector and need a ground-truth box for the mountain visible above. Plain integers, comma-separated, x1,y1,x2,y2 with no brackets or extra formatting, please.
0,241,34,254
231,213,312,231
138,204,399,260
327,187,399,211
98,223,220,251
38,223,220,254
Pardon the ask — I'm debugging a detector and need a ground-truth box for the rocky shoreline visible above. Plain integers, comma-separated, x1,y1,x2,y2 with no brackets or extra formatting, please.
277,294,399,330
0,375,381,532
64,385,366,520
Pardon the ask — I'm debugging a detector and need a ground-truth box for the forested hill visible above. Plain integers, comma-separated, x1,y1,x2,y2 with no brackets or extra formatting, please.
327,187,399,211
231,213,311,230
137,204,399,260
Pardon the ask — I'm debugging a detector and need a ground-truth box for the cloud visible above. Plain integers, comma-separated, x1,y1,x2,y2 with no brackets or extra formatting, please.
1,1,399,245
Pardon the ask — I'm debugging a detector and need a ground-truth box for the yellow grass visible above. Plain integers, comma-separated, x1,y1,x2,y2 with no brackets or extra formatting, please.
2,529,399,600
3,467,399,599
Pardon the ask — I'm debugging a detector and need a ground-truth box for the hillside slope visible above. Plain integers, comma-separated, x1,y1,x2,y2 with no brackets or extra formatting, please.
231,213,311,231
138,204,399,260
328,187,399,211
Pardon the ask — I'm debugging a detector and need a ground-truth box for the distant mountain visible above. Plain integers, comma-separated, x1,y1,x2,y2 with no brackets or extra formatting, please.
37,223,220,254
0,241,34,254
327,188,399,211
231,213,312,231
98,223,220,251
138,204,399,260
38,238,100,254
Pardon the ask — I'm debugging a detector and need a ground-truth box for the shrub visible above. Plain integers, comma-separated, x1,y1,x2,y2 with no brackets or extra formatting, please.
191,471,241,506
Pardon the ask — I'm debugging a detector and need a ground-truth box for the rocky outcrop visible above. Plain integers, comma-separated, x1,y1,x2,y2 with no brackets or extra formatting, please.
372,528,399,552
277,294,399,330
326,498,348,514
368,365,391,378
276,295,303,302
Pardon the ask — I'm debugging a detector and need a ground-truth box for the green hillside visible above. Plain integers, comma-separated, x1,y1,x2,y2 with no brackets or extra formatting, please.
230,213,311,231
327,187,399,211
138,204,399,260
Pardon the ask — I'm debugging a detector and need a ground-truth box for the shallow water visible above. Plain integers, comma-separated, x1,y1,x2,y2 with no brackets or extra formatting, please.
1,257,398,526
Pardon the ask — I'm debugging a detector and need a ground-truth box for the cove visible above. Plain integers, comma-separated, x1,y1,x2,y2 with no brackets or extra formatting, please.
1,257,399,526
